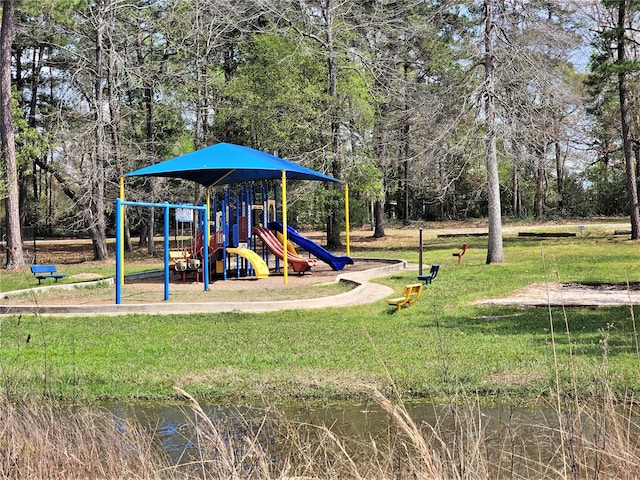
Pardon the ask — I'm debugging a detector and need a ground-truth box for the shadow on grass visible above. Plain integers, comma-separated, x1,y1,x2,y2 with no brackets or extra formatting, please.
438,305,640,357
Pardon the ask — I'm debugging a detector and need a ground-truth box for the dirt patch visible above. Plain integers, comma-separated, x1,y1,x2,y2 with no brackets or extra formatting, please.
473,282,640,307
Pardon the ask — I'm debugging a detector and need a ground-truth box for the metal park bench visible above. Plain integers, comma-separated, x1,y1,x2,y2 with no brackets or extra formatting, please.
452,243,468,264
387,283,423,312
418,264,439,285
30,265,66,285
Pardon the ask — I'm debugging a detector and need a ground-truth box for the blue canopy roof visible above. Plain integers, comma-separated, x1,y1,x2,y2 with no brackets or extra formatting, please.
126,142,341,187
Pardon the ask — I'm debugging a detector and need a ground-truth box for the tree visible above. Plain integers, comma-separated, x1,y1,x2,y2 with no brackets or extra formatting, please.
613,0,640,239
588,0,640,239
2,0,609,248
18,0,113,260
89,0,108,260
497,2,585,219
257,0,356,247
345,1,472,233
483,0,503,264
1,0,26,270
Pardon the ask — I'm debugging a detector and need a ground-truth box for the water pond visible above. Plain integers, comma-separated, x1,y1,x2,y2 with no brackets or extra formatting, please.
103,397,596,476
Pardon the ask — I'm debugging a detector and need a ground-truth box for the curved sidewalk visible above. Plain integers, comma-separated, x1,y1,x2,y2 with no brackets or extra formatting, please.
1,260,410,317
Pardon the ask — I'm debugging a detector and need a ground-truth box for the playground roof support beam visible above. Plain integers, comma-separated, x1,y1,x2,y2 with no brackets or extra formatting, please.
345,184,350,257
281,170,288,284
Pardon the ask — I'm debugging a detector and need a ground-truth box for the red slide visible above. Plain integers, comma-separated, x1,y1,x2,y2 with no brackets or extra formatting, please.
252,227,317,273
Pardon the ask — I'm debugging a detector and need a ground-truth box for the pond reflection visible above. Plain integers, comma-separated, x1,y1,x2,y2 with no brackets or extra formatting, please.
104,398,571,470
97,392,640,479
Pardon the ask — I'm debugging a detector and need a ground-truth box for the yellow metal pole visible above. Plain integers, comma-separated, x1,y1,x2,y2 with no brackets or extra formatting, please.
281,170,288,284
344,183,350,257
119,176,125,285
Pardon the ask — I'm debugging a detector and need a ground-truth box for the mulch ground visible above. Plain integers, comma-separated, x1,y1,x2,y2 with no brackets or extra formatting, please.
7,257,392,306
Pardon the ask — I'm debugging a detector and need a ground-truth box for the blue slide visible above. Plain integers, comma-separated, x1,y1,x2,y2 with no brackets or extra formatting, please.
268,222,354,271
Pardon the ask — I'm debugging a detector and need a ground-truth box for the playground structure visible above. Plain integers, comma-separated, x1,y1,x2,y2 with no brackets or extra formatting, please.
175,182,353,279
267,221,354,271
116,143,354,303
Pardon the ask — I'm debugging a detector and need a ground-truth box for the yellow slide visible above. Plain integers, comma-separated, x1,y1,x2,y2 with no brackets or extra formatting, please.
226,248,269,278
275,230,299,256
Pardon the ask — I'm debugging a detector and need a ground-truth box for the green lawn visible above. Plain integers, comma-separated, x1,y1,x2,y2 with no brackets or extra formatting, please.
0,231,638,402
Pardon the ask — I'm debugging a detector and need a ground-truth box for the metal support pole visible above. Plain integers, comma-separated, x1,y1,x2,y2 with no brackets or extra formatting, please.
164,205,170,301
345,183,351,257
119,177,125,285
419,228,423,276
281,170,288,284
115,198,122,305
222,198,227,281
203,204,209,291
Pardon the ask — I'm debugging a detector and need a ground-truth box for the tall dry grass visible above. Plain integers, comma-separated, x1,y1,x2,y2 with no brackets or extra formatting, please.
0,395,168,479
2,386,639,479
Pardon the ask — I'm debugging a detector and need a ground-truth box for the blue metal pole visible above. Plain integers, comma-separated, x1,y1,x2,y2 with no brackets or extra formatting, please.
248,185,254,251
222,198,227,281
235,194,241,278
164,204,170,301
262,182,268,225
244,186,252,276
115,198,122,305
261,182,268,264
273,180,279,271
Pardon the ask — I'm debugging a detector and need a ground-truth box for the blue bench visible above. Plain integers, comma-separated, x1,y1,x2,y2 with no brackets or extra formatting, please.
30,265,66,285
418,264,439,285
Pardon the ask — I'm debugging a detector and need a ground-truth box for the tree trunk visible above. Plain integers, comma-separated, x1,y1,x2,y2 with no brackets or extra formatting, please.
324,0,342,249
144,84,155,255
90,5,109,260
555,141,565,211
372,154,386,237
1,0,25,270
139,178,157,256
18,46,45,231
534,148,545,220
106,10,132,253
617,1,640,239
373,197,385,238
402,63,410,224
136,29,157,255
484,0,504,264
512,141,521,217
14,44,25,228
372,112,388,238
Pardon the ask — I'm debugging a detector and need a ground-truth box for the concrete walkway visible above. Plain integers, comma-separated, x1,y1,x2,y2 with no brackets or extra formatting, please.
1,260,410,317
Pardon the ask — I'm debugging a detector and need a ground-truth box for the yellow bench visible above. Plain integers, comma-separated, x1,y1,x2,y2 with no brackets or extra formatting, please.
387,283,423,312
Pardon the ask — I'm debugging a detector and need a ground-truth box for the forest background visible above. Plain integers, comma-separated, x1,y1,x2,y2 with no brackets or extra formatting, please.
1,0,639,269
